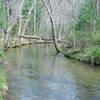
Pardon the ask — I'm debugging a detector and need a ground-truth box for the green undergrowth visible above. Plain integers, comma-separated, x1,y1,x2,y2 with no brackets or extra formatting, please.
0,69,8,100
63,46,100,66
0,96,3,100
0,50,5,59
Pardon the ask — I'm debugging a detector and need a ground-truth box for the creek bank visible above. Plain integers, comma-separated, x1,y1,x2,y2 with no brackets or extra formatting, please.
1,38,100,66
0,51,8,100
62,46,100,66
0,69,8,100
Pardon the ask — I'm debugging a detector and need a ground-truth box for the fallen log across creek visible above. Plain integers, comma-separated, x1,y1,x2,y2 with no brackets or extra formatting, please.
19,35,65,43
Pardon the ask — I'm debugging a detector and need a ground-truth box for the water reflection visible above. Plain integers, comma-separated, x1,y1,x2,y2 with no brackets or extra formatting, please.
3,44,100,100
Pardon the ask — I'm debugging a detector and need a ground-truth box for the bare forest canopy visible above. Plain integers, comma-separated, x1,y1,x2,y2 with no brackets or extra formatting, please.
0,0,100,60
0,0,84,48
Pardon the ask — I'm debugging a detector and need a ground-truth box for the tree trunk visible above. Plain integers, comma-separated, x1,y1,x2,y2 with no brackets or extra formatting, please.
42,0,60,53
92,16,96,33
3,0,9,49
96,0,100,15
73,23,76,50
18,0,25,37
22,0,34,35
34,0,37,36
3,30,8,49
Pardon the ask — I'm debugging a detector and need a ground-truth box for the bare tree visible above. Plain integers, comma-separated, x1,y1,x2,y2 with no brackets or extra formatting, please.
42,0,60,53
3,0,14,49
22,0,34,35
18,0,25,37
33,0,37,36
96,0,100,15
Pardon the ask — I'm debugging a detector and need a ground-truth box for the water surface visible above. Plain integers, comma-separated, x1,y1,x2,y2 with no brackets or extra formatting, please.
2,44,100,100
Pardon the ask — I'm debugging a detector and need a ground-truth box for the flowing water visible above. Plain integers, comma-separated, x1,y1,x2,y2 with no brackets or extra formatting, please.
1,44,100,100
